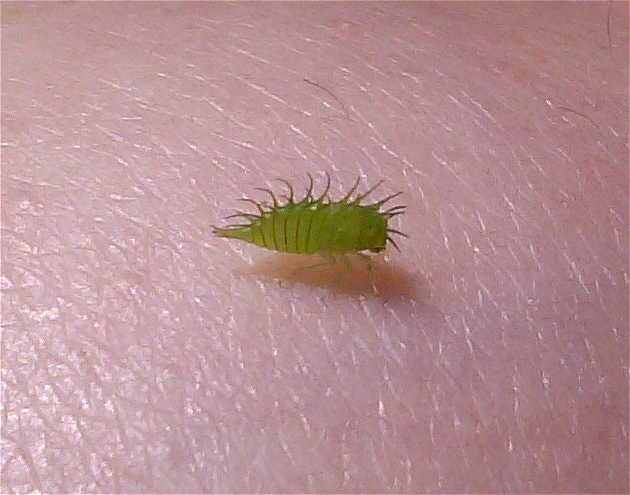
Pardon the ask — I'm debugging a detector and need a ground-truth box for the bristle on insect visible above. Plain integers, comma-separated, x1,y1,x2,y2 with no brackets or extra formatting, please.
214,174,408,256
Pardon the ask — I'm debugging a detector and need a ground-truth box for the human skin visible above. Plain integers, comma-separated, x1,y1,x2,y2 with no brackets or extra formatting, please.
1,2,628,493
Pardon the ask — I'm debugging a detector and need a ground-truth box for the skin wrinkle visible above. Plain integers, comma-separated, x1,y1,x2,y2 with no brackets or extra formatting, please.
3,1,628,493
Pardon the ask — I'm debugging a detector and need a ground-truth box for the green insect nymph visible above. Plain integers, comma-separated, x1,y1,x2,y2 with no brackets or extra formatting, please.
213,173,407,256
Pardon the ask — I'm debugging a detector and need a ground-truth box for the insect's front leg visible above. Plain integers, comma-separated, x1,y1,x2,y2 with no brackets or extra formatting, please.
357,252,374,272
291,252,336,277
320,252,338,268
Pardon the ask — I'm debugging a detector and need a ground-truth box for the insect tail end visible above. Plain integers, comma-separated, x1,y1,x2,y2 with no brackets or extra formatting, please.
212,226,229,238
213,225,253,242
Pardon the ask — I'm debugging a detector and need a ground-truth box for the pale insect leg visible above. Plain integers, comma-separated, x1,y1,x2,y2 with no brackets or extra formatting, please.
329,254,348,287
339,253,352,270
358,252,379,295
357,252,373,272
291,252,337,277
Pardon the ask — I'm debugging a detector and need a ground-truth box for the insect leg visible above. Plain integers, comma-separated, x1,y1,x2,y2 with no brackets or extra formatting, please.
357,252,373,272
338,253,352,271
328,254,348,287
358,253,379,295
291,253,335,276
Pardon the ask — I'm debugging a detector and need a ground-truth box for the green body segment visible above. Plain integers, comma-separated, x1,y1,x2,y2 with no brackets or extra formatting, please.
215,202,388,254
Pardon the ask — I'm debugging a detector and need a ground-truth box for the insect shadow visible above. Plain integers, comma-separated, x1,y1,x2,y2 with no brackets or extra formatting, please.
236,252,422,300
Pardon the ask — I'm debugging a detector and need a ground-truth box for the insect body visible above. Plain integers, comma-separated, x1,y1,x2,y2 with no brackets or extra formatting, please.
213,174,407,255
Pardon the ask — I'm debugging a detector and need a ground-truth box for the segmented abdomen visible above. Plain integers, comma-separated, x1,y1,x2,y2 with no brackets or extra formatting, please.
213,174,406,254
252,205,326,254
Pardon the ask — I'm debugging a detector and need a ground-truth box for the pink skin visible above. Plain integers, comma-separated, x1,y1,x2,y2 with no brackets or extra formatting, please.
2,2,628,492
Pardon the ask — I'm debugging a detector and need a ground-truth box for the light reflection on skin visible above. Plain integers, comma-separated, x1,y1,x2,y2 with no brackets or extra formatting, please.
1,1,628,493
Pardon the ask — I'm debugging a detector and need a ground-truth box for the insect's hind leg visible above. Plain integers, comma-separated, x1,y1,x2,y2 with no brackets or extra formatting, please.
357,253,379,295
357,253,374,272
324,254,347,288
290,253,337,277
290,253,348,288
339,253,352,271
